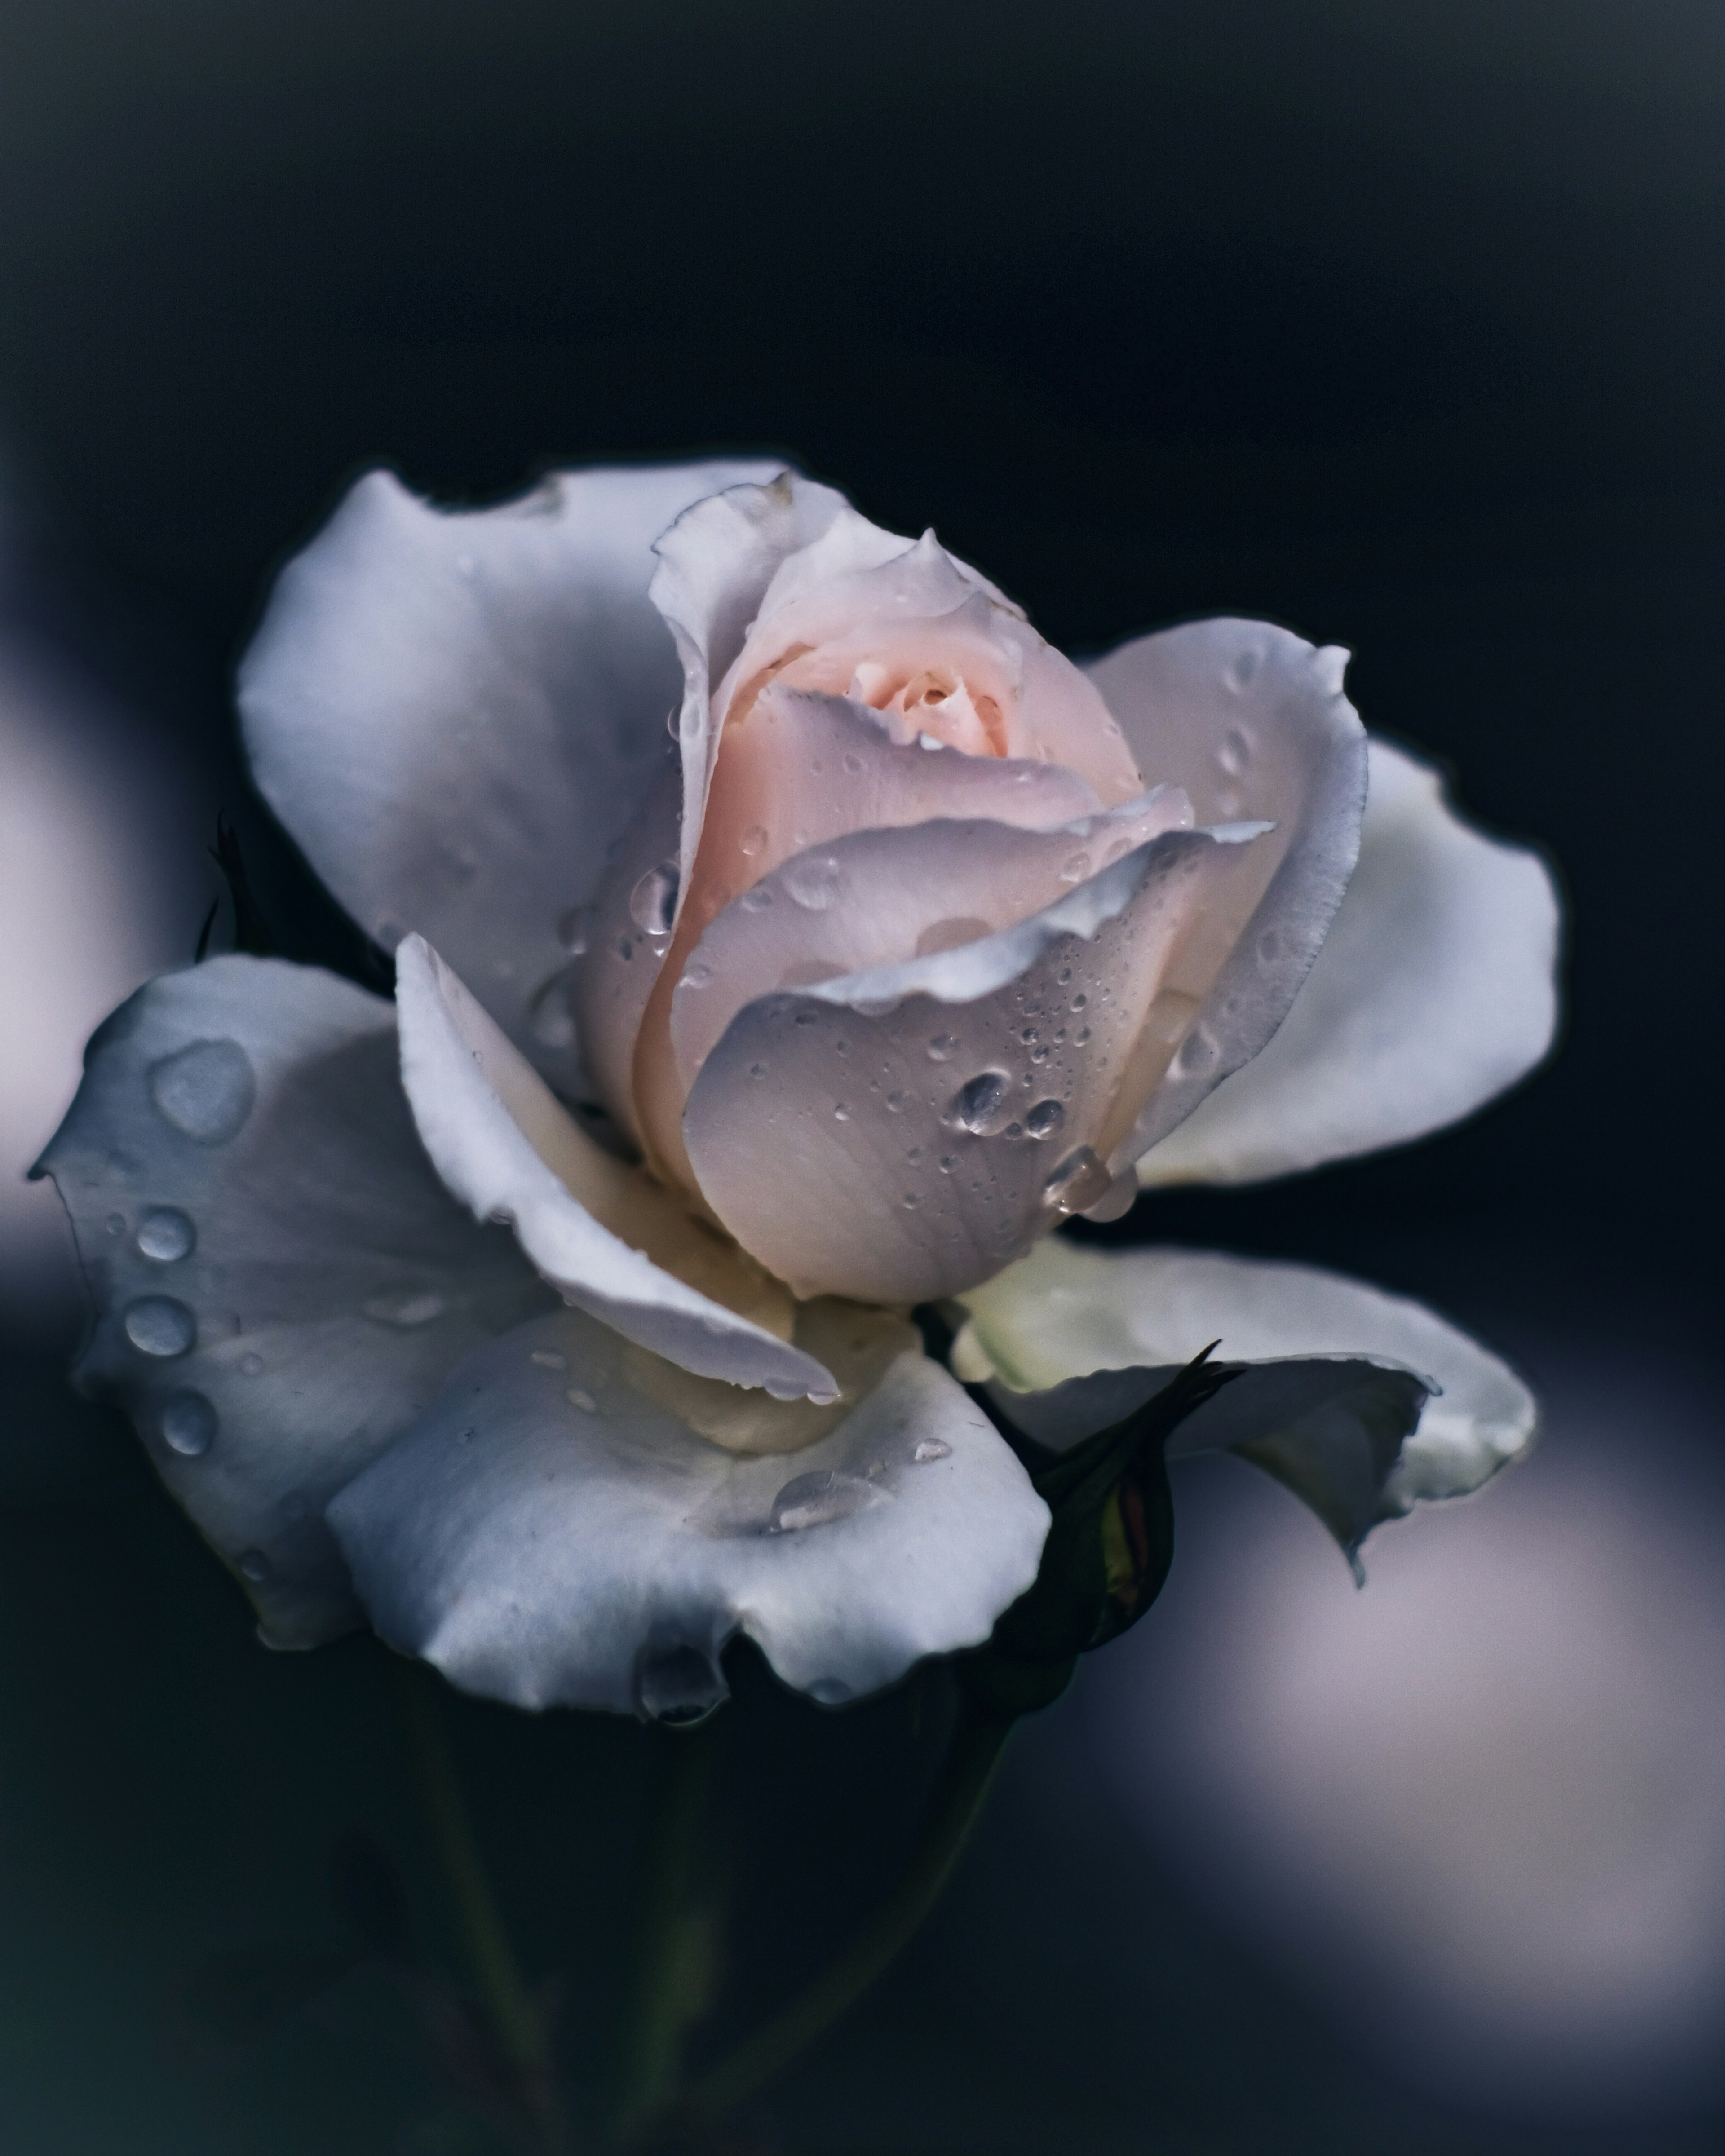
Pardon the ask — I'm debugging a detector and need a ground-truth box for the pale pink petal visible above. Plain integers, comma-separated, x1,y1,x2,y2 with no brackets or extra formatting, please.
681,824,1268,1304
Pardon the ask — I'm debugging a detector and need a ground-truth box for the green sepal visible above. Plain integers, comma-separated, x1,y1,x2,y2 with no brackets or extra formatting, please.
955,1347,1240,1717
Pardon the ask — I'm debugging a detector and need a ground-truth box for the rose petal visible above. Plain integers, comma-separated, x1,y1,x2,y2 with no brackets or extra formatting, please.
671,778,1194,1095
1137,738,1562,1186
395,936,834,1401
1084,619,1368,1161
952,1239,1537,1561
238,459,779,1098
681,824,1267,1303
327,1305,1051,1715
31,956,553,1646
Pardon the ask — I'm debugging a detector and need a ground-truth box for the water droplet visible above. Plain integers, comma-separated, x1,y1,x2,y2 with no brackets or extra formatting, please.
833,1103,851,1121
530,1348,566,1370
566,1387,597,1413
1173,1026,1219,1077
885,1089,911,1112
1057,965,1072,985
927,1034,958,1062
842,751,863,775
1219,725,1253,775
629,859,680,938
906,1144,924,1164
1074,1025,1092,1045
749,1062,769,1081
1228,649,1260,690
148,1038,256,1145
901,1192,921,1209
784,856,843,911
239,1352,265,1377
770,1470,884,1533
947,1070,1010,1135
635,1642,728,1725
739,825,768,857
362,1290,446,1329
740,883,774,912
528,968,578,1047
1059,851,1091,883
681,962,712,989
913,1438,952,1463
1002,1122,1024,1139
124,1296,195,1357
915,916,991,959
105,1212,125,1236
136,1206,196,1263
614,933,635,962
1043,1146,1114,1214
239,1549,271,1583
938,1155,956,1174
159,1390,217,1456
554,904,592,957
1026,1100,1065,1140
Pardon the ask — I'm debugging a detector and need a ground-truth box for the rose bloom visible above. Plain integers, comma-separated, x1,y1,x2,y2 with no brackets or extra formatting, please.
38,464,1559,1721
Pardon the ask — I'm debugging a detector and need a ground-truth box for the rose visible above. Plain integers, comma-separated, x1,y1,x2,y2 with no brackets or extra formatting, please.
38,462,1560,1722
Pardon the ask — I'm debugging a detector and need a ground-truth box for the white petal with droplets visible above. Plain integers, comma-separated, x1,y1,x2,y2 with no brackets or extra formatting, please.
327,1305,1050,1715
239,459,779,1098
1137,737,1561,1186
394,936,833,1400
32,956,553,1646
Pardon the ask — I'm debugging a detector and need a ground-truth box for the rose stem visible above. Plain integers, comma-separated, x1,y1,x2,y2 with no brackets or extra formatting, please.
660,1698,1014,2135
391,1657,568,2152
608,1714,729,2138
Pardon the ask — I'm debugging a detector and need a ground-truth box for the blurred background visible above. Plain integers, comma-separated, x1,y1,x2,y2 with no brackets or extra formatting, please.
0,3,1720,2149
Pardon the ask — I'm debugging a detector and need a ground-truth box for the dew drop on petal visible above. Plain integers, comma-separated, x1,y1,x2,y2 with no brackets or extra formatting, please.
680,962,712,989
1043,1146,1114,1214
1173,1025,1219,1078
148,1038,256,1145
239,1549,271,1583
833,1103,851,1121
739,883,774,913
629,859,680,938
1219,725,1253,776
635,1643,729,1725
739,825,768,858
784,855,843,911
556,905,592,955
1060,852,1091,883
886,1089,910,1112
137,1206,196,1262
124,1296,196,1357
239,1352,265,1377
159,1390,217,1457
770,1470,884,1533
842,751,863,775
105,1212,125,1236
566,1387,597,1412
913,1438,952,1463
1228,649,1260,690
947,1070,1010,1134
1026,1100,1065,1140
528,968,578,1047
927,1034,958,1063
530,1349,566,1370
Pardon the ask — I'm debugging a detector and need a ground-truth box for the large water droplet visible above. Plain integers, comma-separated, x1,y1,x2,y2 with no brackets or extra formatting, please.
556,904,592,954
947,1070,1010,1135
124,1296,196,1357
1026,1100,1065,1140
770,1470,885,1533
784,855,843,911
1043,1146,1114,1214
159,1390,217,1456
136,1206,196,1262
361,1290,447,1329
528,967,579,1047
635,1642,728,1725
148,1038,256,1145
629,859,680,938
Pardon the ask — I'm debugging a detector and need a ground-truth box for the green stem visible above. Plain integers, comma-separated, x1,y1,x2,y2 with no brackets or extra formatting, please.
665,1701,1014,2133
391,1659,566,2148
610,1719,727,2134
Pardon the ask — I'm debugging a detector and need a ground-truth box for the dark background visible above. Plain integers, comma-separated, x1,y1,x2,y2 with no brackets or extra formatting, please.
0,4,1721,2151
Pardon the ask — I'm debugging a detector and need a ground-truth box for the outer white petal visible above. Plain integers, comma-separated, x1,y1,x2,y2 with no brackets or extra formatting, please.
327,1305,1051,1716
394,936,836,1401
1084,619,1367,1161
31,956,553,1646
1138,738,1562,1186
952,1238,1536,1560
682,825,1267,1304
238,459,779,1097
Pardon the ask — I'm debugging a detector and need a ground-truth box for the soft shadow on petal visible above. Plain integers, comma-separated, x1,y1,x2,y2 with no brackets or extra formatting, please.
395,937,833,1400
31,956,554,1645
327,1306,1051,1716
952,1239,1536,1561
1085,620,1367,1159
682,826,1265,1304
1137,737,1562,1187
238,459,778,1098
